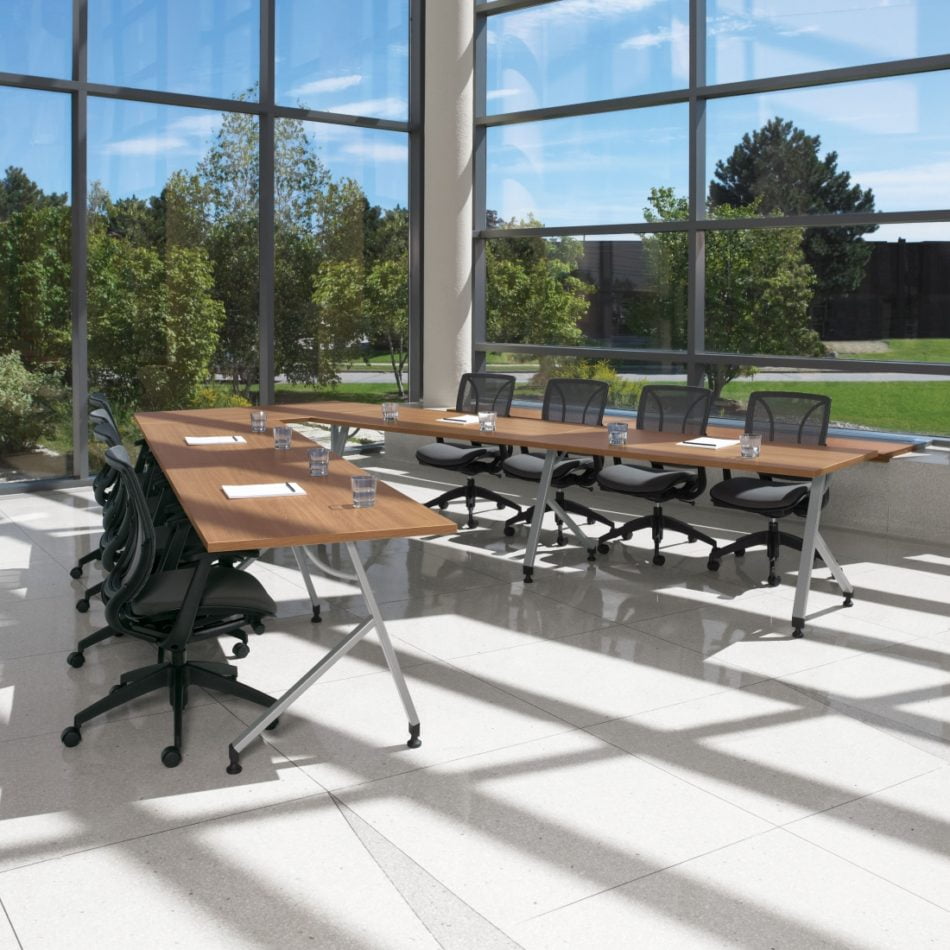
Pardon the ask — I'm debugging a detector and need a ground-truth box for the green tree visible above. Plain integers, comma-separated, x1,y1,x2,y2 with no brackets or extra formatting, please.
641,187,823,397
709,117,876,329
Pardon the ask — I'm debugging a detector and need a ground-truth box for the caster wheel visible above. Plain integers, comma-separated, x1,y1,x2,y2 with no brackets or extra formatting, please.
61,726,82,747
767,574,780,587
161,746,182,768
496,502,506,509
735,548,745,558
586,517,596,525
621,531,632,541
503,526,515,537
69,566,83,579
653,554,666,566
707,559,720,572
66,651,85,669
687,534,697,543
265,717,280,731
251,622,265,635
232,642,250,659
597,542,610,555
75,599,90,614
438,501,448,510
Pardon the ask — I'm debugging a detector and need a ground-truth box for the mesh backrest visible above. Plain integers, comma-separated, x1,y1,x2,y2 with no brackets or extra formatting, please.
542,378,609,426
746,391,830,445
636,385,712,435
456,373,516,415
89,407,122,447
89,392,120,432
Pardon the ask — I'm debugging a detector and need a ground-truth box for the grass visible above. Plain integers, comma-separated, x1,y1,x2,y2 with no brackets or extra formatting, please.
720,380,950,435
274,382,403,404
839,338,950,363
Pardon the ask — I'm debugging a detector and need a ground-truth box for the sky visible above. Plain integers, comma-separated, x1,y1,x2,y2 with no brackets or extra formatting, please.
0,0,947,240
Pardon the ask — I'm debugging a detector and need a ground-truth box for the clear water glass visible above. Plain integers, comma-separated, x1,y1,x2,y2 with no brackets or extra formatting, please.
273,425,292,450
607,421,628,446
307,446,330,476
351,474,377,508
250,409,267,433
478,411,497,432
740,433,762,458
381,402,399,422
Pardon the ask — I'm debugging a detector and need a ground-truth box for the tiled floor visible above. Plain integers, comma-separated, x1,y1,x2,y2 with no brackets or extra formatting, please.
1,468,949,949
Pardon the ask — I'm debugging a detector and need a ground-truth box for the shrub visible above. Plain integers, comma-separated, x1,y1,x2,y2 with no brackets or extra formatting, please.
190,386,252,409
531,357,644,409
0,350,62,452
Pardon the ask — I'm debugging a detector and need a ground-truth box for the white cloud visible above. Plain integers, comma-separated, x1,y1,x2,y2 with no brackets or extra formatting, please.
328,97,407,119
621,20,686,51
342,141,407,163
496,0,664,45
289,74,363,98
168,113,220,137
853,160,950,212
101,135,189,157
487,88,521,102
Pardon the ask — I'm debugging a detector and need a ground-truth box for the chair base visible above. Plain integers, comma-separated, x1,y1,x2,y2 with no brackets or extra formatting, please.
707,520,821,587
61,650,276,767
597,504,718,566
425,476,521,529
504,489,613,547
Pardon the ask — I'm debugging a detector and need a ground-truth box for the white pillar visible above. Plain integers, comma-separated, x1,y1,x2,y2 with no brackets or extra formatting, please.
422,0,474,407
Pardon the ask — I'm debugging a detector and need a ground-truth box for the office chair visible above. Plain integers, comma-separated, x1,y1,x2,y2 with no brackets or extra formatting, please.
502,377,614,548
707,390,833,588
61,445,278,768
595,385,719,565
416,373,522,528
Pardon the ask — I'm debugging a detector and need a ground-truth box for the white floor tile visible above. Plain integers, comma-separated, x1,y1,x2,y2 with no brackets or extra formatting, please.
789,765,950,911
590,678,946,824
335,730,770,928
0,591,110,661
0,794,440,950
511,828,950,949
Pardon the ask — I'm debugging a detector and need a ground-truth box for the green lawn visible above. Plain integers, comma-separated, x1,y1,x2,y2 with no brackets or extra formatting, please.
720,380,950,435
838,339,950,362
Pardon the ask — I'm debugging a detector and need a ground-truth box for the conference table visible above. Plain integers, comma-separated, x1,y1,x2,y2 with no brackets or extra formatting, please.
262,400,913,639
135,407,456,774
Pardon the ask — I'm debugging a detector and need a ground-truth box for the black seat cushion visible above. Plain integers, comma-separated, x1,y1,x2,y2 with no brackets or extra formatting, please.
502,452,594,483
597,463,694,496
710,476,810,514
133,565,277,617
415,441,497,469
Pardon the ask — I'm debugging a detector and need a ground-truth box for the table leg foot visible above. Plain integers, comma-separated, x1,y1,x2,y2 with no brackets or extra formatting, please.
407,722,422,749
843,593,853,607
522,566,534,584
311,605,322,623
226,743,243,775
792,618,805,639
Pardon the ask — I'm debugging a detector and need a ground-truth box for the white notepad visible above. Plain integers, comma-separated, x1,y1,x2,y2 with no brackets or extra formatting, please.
677,437,741,449
184,435,247,445
222,482,305,499
438,414,479,424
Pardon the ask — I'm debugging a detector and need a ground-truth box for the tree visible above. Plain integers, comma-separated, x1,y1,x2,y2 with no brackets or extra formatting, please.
640,187,823,397
709,117,876,328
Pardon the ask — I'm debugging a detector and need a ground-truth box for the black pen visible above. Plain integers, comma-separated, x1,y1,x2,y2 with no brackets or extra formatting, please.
232,435,239,442
285,481,295,493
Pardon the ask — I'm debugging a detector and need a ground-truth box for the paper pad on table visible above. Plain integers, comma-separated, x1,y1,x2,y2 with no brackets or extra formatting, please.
438,414,479,424
677,437,741,449
185,435,247,445
222,482,305,499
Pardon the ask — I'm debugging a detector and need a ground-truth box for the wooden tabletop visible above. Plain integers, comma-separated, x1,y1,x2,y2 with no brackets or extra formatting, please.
135,409,456,553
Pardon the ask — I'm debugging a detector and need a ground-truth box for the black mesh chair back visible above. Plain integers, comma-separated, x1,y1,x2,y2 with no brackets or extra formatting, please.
637,385,712,435
542,378,609,425
746,391,830,446
456,373,515,416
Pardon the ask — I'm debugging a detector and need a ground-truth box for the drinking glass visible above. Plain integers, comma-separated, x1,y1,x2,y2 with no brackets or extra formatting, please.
351,475,377,508
478,411,497,432
607,421,628,446
307,446,330,476
381,402,399,422
273,425,292,450
740,433,762,458
250,409,267,433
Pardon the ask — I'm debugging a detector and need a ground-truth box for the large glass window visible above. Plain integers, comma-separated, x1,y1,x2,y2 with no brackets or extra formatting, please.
0,0,71,79
0,87,71,483
276,0,408,120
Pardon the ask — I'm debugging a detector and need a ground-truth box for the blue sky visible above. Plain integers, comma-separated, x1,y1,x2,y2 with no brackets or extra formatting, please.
1,0,947,240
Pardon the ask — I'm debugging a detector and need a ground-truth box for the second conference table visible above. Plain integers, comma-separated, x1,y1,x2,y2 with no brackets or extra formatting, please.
262,400,913,639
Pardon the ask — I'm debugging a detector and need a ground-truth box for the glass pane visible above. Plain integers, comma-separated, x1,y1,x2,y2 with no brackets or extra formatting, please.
487,105,688,227
0,87,71,483
275,120,408,401
0,0,71,79
88,98,258,414
706,72,950,217
276,0,408,120
485,234,686,357
485,0,689,114
708,0,950,86
89,0,258,100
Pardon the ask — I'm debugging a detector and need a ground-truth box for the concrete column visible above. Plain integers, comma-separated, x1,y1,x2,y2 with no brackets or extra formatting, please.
422,0,474,407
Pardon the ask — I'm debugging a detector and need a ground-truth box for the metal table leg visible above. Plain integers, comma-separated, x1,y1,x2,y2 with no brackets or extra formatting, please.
522,450,558,584
291,546,322,623
227,542,420,774
330,424,348,456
